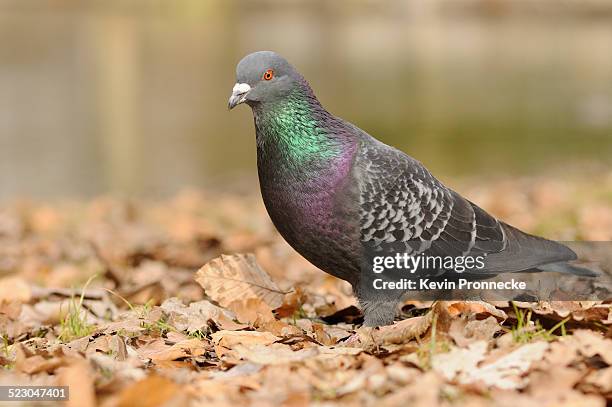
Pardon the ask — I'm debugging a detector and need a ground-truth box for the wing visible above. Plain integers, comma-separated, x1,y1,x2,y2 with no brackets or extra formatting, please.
355,135,576,275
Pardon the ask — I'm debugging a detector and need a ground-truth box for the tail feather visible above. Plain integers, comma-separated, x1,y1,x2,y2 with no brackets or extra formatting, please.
537,261,599,277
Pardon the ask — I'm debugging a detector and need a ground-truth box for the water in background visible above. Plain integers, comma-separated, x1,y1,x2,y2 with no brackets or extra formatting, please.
1,0,611,199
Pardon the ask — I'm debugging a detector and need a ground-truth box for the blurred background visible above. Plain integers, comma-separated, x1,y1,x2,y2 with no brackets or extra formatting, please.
1,0,611,200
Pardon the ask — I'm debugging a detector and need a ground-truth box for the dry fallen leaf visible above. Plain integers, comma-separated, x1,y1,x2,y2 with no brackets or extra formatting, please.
136,338,208,362
355,310,434,350
513,301,612,325
227,297,276,325
14,343,67,375
569,329,612,365
160,297,244,332
443,301,508,321
449,316,502,347
380,371,443,407
228,343,319,365
1,180,610,406
117,375,184,407
0,277,31,304
581,366,612,394
211,330,281,365
211,330,280,348
433,341,549,389
196,253,285,309
275,287,307,319
57,359,96,407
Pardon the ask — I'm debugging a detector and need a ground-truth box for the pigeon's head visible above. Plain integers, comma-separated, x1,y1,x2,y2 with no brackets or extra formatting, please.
228,51,302,110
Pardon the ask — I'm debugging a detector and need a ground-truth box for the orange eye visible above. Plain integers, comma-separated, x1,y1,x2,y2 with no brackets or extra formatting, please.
263,69,274,81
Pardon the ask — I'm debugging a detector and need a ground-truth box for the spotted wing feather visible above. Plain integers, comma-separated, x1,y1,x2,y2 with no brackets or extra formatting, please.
355,136,576,275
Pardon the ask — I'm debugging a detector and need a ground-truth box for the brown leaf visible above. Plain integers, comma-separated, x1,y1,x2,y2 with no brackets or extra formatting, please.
0,300,22,319
228,297,276,326
581,367,612,394
257,319,303,337
449,316,502,347
210,331,279,365
0,301,25,340
14,343,67,375
527,367,584,398
228,343,319,365
443,301,507,321
312,322,352,346
117,375,183,407
433,341,549,389
275,287,306,319
160,297,245,332
0,277,31,304
355,311,434,350
211,330,280,348
512,301,611,325
570,329,612,365
196,254,285,310
136,338,208,362
57,359,96,407
380,371,442,407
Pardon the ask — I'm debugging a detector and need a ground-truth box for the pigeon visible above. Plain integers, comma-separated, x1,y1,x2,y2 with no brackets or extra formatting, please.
228,51,596,327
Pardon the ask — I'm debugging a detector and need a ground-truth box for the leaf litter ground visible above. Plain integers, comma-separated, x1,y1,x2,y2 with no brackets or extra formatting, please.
0,171,611,406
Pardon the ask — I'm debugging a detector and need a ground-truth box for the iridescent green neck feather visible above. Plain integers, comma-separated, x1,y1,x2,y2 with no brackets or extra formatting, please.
253,88,342,165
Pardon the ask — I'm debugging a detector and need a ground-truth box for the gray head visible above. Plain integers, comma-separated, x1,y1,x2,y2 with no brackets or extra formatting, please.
228,51,304,110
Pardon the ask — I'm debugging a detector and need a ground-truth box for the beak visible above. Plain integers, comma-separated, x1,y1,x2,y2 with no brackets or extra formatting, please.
228,83,251,110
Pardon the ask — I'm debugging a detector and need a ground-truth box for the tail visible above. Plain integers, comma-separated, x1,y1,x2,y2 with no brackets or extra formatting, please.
537,261,599,277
